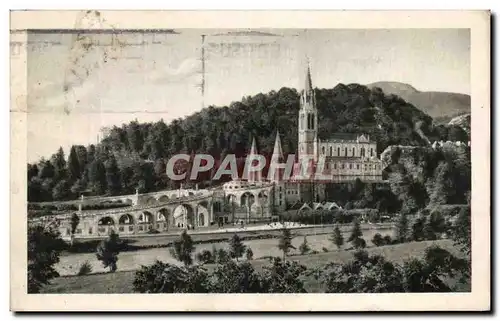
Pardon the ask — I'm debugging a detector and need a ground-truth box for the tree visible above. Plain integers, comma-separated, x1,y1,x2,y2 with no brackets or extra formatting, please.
229,233,246,261
51,179,71,200
210,260,263,293
88,159,107,195
395,212,409,243
348,219,364,249
170,230,195,266
411,215,427,241
67,145,81,182
28,223,64,293
278,226,295,260
245,247,254,261
50,147,67,180
299,236,311,255
401,245,469,292
70,213,80,246
451,206,471,256
105,154,121,195
133,260,210,293
260,257,307,293
330,225,344,250
425,211,446,240
96,230,121,272
314,251,402,293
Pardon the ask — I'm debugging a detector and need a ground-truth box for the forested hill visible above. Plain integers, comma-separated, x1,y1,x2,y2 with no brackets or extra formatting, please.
28,83,470,202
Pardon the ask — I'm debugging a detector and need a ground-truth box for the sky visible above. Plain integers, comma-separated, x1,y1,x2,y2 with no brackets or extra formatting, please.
23,28,470,163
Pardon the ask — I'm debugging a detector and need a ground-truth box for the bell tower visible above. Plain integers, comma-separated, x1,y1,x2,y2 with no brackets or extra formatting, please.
298,62,318,162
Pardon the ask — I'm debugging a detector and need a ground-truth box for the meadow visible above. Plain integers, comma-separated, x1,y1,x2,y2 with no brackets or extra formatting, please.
56,224,394,276
42,239,465,293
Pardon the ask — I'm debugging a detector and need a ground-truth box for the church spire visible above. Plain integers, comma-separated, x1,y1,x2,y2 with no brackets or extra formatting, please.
304,59,313,92
247,136,261,182
249,136,257,155
272,130,284,161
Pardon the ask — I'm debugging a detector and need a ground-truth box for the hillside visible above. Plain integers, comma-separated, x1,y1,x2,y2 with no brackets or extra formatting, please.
367,81,471,121
28,83,469,202
448,113,471,136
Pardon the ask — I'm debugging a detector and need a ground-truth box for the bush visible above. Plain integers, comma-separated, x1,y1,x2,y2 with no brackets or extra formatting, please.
196,250,214,264
383,235,393,245
245,247,254,261
299,236,311,255
372,233,385,247
322,247,329,253
77,261,93,275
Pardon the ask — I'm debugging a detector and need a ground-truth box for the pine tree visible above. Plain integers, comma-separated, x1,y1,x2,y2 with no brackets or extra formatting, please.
395,212,409,243
88,159,107,195
299,236,310,255
96,230,121,272
28,224,64,293
105,154,121,195
229,234,246,261
331,225,344,250
348,218,363,247
170,230,195,266
70,213,80,246
278,226,295,260
67,145,81,182
50,147,67,180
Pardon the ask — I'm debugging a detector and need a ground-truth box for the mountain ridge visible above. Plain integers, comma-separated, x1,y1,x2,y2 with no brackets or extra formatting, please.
367,81,470,121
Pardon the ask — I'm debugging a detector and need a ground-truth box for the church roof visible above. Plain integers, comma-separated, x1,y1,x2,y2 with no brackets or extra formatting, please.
321,133,372,143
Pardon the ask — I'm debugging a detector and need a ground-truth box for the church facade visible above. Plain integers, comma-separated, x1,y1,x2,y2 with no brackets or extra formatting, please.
221,64,383,221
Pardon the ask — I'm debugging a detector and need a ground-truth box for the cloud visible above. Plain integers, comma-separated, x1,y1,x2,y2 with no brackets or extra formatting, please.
148,57,202,84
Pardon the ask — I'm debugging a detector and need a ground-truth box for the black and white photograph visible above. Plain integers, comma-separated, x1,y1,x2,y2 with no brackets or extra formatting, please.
9,10,490,312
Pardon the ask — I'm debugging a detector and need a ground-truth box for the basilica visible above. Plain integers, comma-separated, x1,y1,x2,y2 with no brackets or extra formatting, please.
221,64,383,221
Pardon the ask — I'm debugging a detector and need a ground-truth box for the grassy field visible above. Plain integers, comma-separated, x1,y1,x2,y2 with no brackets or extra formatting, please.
42,239,468,293
55,225,394,276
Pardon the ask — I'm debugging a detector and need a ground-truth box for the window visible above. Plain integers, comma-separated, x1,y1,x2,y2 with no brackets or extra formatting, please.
357,164,360,170
352,147,355,156
330,146,333,156
345,147,348,156
349,163,352,169
88,228,93,234
337,147,340,156
311,114,315,130
300,114,305,130
371,148,374,157
334,163,337,169
322,146,326,155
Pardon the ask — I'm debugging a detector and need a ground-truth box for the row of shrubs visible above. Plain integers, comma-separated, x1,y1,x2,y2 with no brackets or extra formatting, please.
279,208,389,225
28,200,130,212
